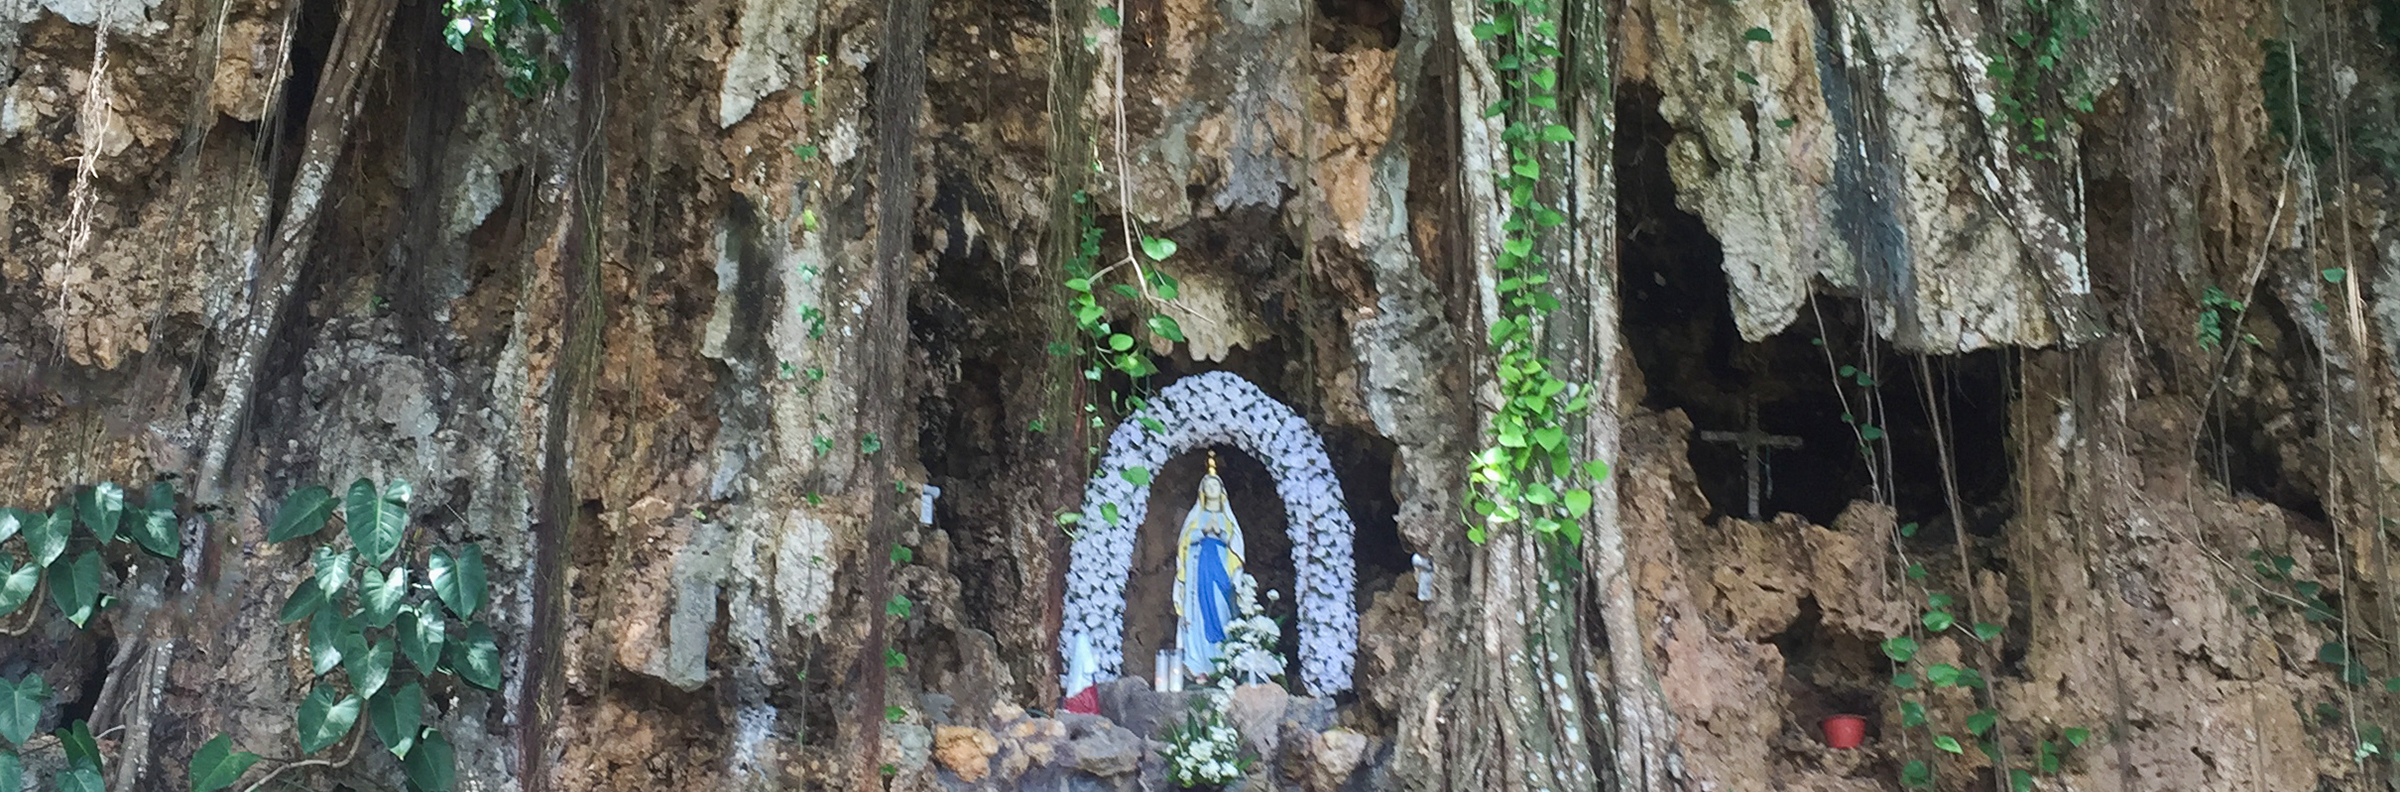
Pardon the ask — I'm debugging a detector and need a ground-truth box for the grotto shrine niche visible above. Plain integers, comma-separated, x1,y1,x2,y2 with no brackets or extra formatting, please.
1061,371,1359,696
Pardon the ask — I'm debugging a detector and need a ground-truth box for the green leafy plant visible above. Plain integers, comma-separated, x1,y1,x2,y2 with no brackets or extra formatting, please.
1462,0,1612,548
2196,286,2242,351
0,480,182,629
440,0,567,97
1056,192,1185,465
242,478,497,791
1985,0,2094,161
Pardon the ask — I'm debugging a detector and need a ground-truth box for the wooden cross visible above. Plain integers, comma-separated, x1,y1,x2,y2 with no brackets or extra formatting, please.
1698,400,1803,521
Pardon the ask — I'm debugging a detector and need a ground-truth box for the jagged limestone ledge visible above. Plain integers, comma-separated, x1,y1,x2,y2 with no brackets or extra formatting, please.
1626,0,2089,352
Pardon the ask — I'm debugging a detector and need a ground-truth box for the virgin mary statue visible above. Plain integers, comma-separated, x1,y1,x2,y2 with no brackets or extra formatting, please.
1173,452,1246,681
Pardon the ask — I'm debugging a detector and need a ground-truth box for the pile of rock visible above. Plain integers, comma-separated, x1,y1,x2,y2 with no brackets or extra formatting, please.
926,680,1385,791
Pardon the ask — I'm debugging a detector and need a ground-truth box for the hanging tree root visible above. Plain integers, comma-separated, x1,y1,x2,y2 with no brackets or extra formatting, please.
114,1,402,791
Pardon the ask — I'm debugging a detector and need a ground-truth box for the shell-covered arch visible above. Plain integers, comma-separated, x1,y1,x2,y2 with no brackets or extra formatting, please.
1061,371,1358,695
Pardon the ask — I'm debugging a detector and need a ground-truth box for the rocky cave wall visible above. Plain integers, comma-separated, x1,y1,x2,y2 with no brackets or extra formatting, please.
0,0,2397,789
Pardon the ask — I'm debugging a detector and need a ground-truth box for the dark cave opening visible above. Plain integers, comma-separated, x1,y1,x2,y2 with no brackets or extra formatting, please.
1314,0,1400,51
1615,85,2016,533
1767,599,1886,743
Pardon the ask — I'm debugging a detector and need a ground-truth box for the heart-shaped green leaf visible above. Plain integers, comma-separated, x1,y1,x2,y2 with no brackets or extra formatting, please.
1743,26,1774,42
26,510,69,568
0,562,37,619
314,546,355,598
370,683,424,759
346,638,394,701
2063,726,2090,747
346,479,410,565
1926,663,1961,687
48,552,102,628
1139,236,1177,262
0,675,50,745
0,751,19,792
1973,622,2004,641
360,566,408,629
0,508,29,545
1563,488,1594,518
453,621,503,690
1922,610,1956,632
1881,636,1918,663
399,610,447,672
57,719,99,771
56,767,102,792
134,504,180,559
1934,735,1963,754
1967,710,1997,735
1146,315,1186,343
279,579,328,624
1119,467,1152,486
403,730,456,792
77,482,123,544
188,733,263,792
308,610,348,676
429,545,486,620
295,685,361,754
1901,701,1927,728
267,486,336,543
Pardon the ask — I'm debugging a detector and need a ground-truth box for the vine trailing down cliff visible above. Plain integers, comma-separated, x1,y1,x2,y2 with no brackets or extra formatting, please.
3,0,2400,789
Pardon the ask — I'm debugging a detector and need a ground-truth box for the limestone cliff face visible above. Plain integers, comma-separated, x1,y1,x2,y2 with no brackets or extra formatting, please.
1,0,2397,789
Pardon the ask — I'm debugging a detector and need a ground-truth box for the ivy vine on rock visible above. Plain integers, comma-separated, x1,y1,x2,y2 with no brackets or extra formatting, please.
1464,0,1610,547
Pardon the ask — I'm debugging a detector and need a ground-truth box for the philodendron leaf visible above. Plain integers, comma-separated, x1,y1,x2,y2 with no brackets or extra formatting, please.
452,621,503,690
1934,735,1963,754
188,733,263,792
0,561,37,618
360,566,408,628
295,685,361,754
0,675,49,745
268,486,336,543
77,482,124,544
279,579,328,624
57,719,99,771
370,683,424,759
0,508,27,545
429,545,486,620
346,638,395,701
346,479,411,565
399,610,447,672
314,546,355,598
56,767,102,792
309,609,348,676
48,552,102,628
0,752,18,792
26,510,69,568
135,504,180,559
403,730,456,792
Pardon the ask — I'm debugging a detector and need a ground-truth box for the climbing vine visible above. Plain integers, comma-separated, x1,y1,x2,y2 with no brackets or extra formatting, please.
1463,0,1610,547
1047,3,1189,522
441,0,568,97
1986,0,2095,160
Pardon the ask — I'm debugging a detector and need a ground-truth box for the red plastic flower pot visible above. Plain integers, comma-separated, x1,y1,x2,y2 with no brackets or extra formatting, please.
1820,714,1867,749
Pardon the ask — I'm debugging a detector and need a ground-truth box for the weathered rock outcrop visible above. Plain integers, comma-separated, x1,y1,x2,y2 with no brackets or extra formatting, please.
2,0,2397,789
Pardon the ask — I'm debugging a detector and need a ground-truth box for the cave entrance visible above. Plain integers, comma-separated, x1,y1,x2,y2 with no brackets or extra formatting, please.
1615,85,2015,532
